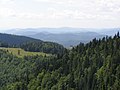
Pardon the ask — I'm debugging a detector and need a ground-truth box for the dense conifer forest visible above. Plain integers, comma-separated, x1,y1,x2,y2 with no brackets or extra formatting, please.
0,32,120,90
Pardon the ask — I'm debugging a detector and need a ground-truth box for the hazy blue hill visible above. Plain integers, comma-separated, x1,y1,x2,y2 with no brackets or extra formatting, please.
2,28,119,47
2,28,120,36
0,28,89,35
29,32,105,47
97,28,120,35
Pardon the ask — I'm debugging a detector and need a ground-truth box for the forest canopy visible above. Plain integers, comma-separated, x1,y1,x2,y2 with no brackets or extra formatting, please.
0,32,120,90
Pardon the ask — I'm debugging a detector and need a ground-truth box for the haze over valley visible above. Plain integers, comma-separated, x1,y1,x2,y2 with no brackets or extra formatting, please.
0,28,120,47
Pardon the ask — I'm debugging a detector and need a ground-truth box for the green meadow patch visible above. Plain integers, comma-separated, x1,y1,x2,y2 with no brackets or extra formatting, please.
0,47,49,57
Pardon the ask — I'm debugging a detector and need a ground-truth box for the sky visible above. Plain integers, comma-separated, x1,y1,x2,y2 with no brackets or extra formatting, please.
0,0,120,29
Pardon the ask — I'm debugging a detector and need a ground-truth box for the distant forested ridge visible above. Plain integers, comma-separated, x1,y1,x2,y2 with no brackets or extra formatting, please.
0,33,65,54
0,33,39,46
29,31,105,47
0,32,120,90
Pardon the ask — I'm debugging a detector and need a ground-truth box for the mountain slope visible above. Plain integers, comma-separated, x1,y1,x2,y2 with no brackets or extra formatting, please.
0,33,65,54
0,33,40,46
0,32,120,90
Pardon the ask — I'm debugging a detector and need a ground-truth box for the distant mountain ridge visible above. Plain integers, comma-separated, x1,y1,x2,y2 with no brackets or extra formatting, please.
1,28,120,35
28,32,105,47
1,28,119,47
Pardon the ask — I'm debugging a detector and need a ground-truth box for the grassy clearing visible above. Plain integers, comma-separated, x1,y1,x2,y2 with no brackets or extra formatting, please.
0,47,49,57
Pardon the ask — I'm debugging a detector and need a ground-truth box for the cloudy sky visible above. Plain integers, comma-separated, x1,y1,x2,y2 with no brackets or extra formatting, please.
0,0,120,29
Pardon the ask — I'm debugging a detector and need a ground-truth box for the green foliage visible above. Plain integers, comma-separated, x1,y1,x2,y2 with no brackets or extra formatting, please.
0,49,56,90
0,32,120,90
20,41,65,55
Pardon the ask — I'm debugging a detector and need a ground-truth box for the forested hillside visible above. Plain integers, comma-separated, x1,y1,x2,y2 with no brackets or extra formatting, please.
0,33,65,54
0,33,39,46
0,32,120,90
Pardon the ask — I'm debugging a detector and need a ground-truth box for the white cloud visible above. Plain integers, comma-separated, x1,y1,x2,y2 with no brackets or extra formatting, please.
14,13,42,19
35,0,74,4
0,0,120,28
0,7,15,17
34,0,120,15
0,0,16,18
0,0,15,5
95,0,120,12
1,0,120,20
